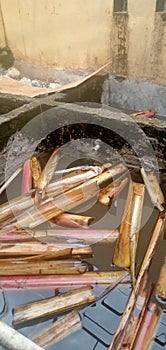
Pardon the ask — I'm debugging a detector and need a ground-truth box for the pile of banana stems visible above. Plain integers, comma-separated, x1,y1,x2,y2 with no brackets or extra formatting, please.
0,146,165,349
0,151,128,285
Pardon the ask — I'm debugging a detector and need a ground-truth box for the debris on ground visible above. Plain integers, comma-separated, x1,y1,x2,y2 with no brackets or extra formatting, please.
0,62,110,97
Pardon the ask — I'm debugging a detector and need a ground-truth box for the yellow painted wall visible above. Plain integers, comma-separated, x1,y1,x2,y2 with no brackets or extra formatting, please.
109,0,166,82
0,0,165,82
0,0,111,69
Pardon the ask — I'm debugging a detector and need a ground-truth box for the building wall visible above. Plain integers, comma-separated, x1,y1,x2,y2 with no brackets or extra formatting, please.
127,0,166,82
109,0,166,83
0,0,111,70
0,0,165,83
0,3,6,47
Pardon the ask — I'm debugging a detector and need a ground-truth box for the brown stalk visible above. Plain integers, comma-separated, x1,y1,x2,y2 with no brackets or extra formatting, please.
47,162,126,195
0,259,90,275
113,181,133,268
72,246,93,256
141,168,164,211
0,242,71,257
35,147,60,201
5,181,97,230
51,161,125,182
129,182,145,286
33,310,81,347
102,162,127,179
12,228,118,239
52,213,94,228
33,228,119,243
0,168,96,225
13,286,96,325
46,166,103,194
0,163,124,230
146,171,164,204
98,175,128,206
0,241,93,257
30,156,41,188
0,192,34,224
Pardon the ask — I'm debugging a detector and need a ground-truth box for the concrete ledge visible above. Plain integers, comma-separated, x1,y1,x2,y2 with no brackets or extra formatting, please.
0,72,107,150
0,102,165,196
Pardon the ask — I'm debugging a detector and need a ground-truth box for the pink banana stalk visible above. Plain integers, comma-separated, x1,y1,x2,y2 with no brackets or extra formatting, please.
21,159,32,195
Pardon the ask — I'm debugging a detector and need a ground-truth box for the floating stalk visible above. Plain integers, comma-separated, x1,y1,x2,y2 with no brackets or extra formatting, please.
6,181,97,230
37,228,119,244
33,310,81,347
47,165,103,194
0,270,129,289
47,162,126,194
30,157,41,188
0,163,123,229
52,213,94,228
113,181,133,268
141,168,164,211
132,302,162,350
0,242,71,257
5,165,117,230
21,159,32,195
13,286,96,325
0,259,90,275
0,192,34,224
0,241,93,257
0,163,124,231
98,175,128,206
129,183,145,286
35,147,60,201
